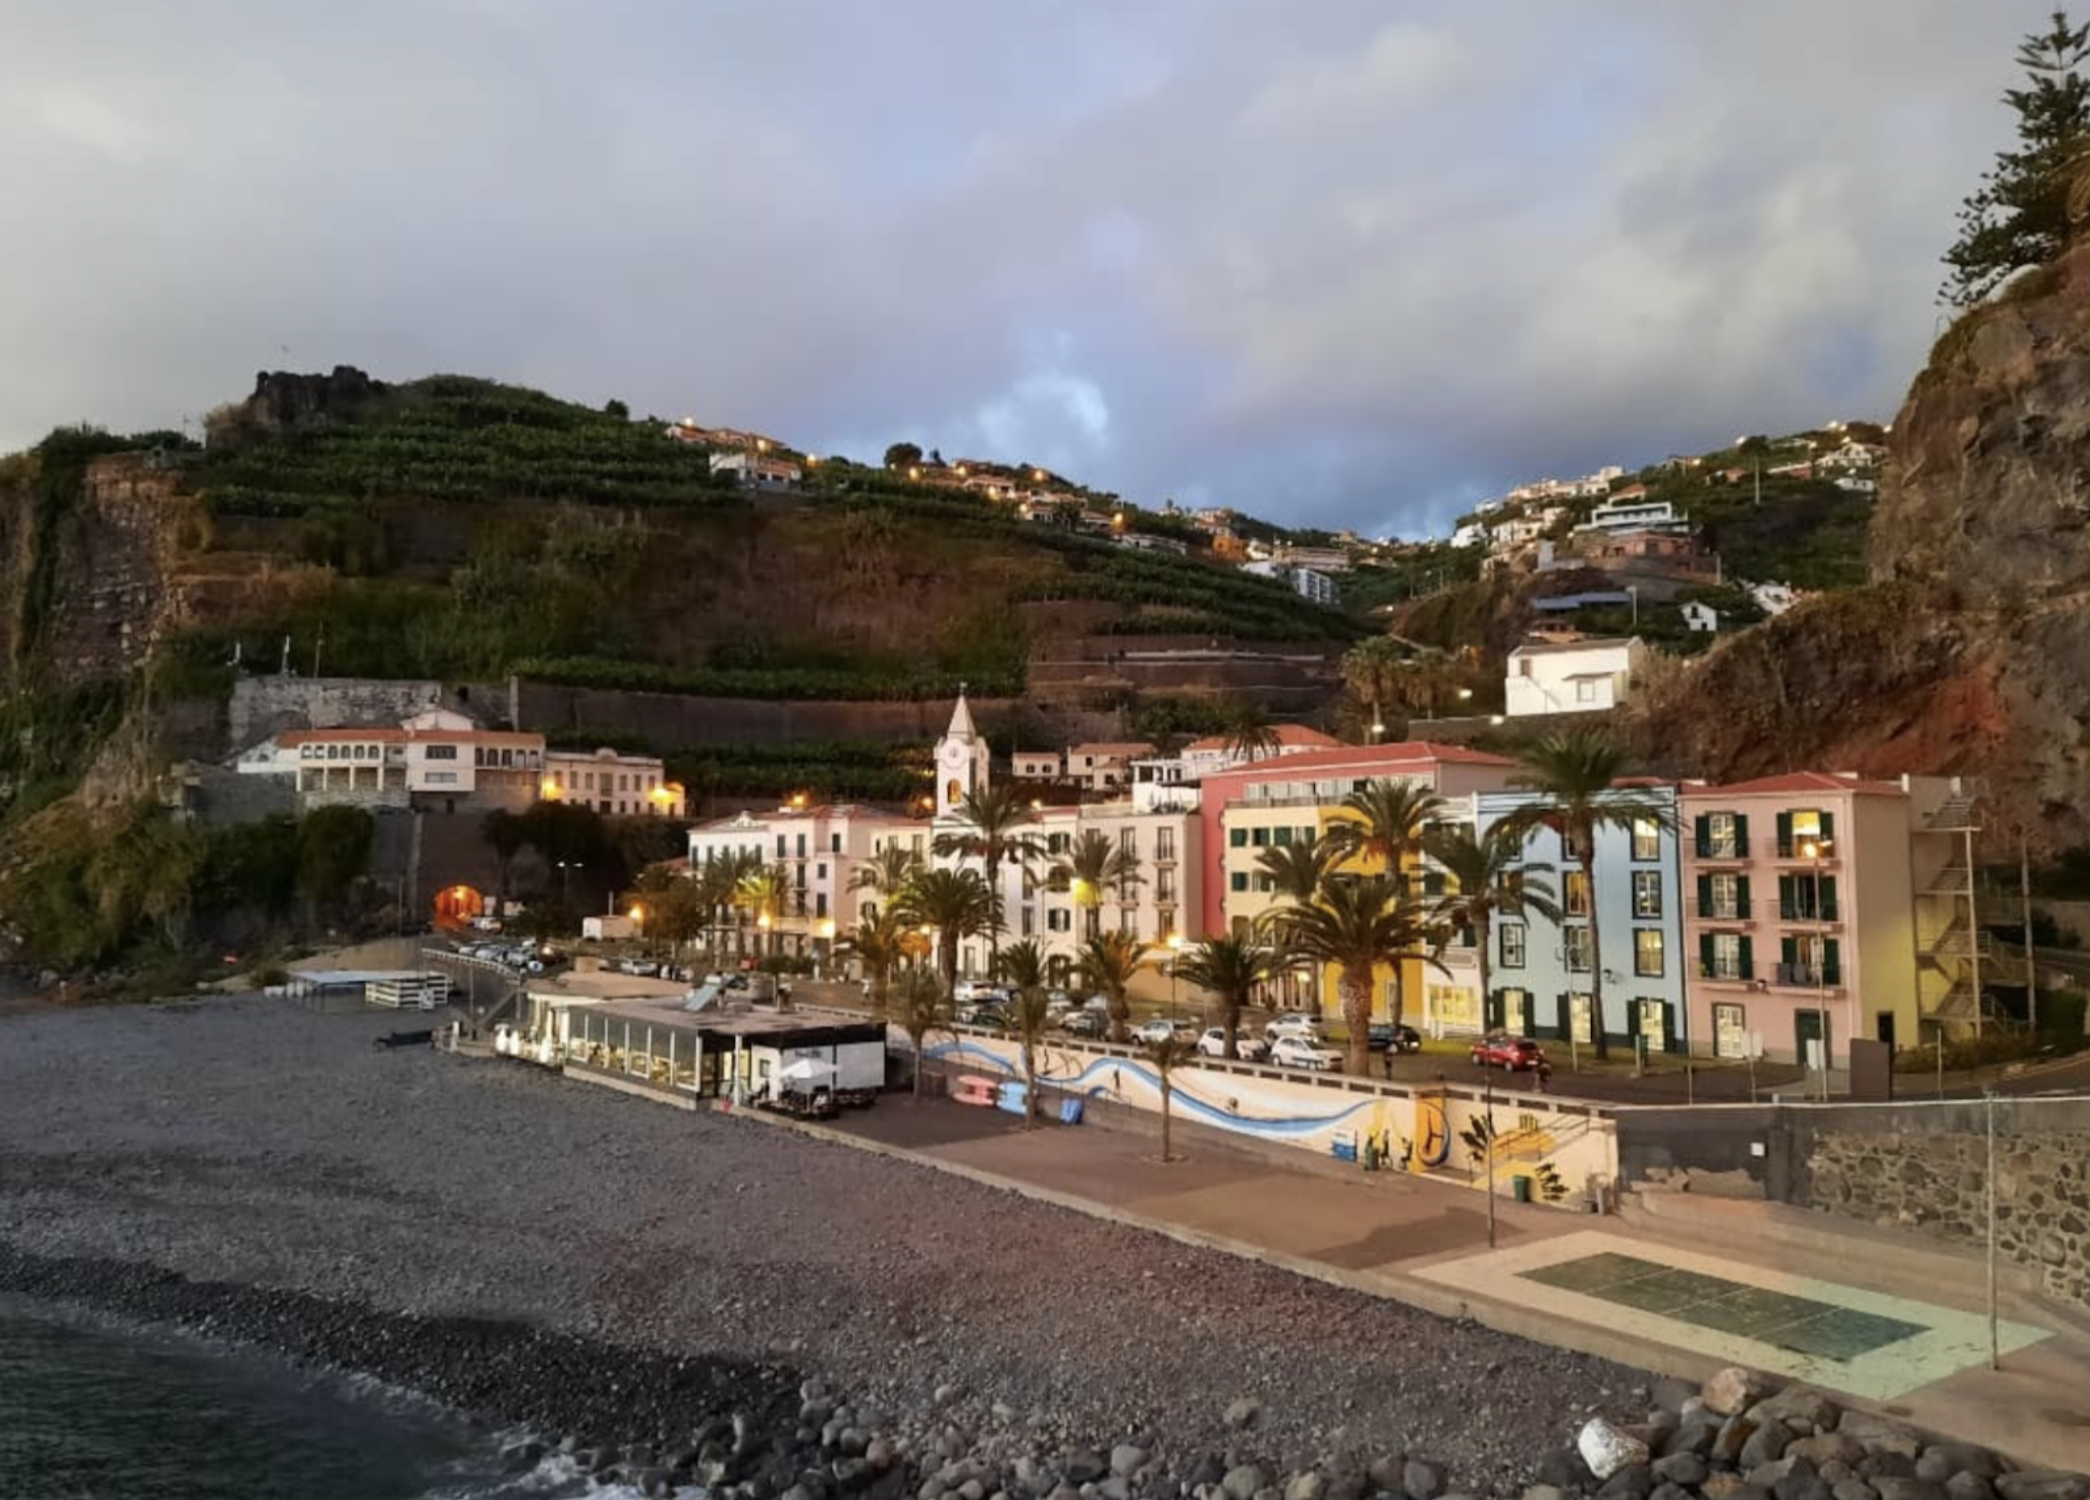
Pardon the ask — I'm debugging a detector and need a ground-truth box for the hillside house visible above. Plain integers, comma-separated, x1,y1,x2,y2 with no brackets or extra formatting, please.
1504,637,1648,716
1680,601,1719,633
1573,495,1684,536
543,747,686,817
710,452,803,489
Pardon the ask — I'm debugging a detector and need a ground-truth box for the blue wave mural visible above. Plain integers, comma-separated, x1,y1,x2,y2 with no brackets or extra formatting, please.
926,1040,1383,1140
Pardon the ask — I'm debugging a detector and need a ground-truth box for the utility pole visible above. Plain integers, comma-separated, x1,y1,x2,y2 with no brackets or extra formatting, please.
1483,1070,1498,1250
311,624,325,681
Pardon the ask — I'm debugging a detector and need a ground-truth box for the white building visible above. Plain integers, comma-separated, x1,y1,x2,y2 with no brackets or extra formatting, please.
709,451,803,489
1747,581,1801,616
1503,636,1649,717
1065,742,1157,793
1451,522,1489,549
236,709,547,813
687,802,916,959
1239,559,1342,606
1818,442,1886,472
1573,496,1685,535
1272,545,1353,574
543,746,686,818
1680,601,1719,634
1127,724,1343,813
1011,751,1062,780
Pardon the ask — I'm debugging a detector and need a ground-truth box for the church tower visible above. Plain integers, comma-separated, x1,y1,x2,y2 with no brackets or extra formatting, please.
933,685,990,819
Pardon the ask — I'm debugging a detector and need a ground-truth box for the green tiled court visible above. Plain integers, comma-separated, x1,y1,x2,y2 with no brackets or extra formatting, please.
1521,1251,1926,1361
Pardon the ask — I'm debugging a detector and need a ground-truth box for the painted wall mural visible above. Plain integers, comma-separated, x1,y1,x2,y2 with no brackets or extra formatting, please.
924,1035,1617,1206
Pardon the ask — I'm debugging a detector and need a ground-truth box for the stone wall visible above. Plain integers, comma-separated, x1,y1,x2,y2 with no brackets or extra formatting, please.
226,677,498,751
1790,1099,2090,1312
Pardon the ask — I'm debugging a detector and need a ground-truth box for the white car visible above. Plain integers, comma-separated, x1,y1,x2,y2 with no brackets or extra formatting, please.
953,981,1012,1005
1132,1018,1193,1046
1265,1014,1327,1044
1269,1035,1342,1072
1195,1027,1268,1062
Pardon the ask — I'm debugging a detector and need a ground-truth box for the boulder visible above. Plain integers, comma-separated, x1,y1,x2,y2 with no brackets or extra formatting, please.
1664,1412,1722,1460
1287,1475,1329,1500
1926,1448,1999,1482
1750,1389,1842,1436
1403,1459,1449,1500
1946,1478,1997,1500
1111,1447,1149,1479
1653,1454,1709,1488
1368,1457,1410,1493
1536,1449,1595,1493
1740,1423,1795,1471
1524,1488,1572,1500
1579,1420,1652,1482
1651,1486,1696,1500
1065,1451,1108,1486
1703,1478,1769,1500
1994,1478,2090,1500
1596,1467,1653,1500
1790,1436,1869,1470
1224,1465,1271,1500
1704,1369,1776,1417
1834,1484,1880,1500
1838,1413,1923,1460
1871,1480,1947,1500
1714,1417,1762,1466
1226,1399,1265,1432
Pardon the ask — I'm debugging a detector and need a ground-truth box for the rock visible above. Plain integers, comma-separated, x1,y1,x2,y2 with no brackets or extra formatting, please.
1864,1457,1919,1484
1926,1448,2000,1482
867,1441,896,1474
1652,1379,1701,1415
500,1439,547,1472
1791,1436,1869,1470
1779,1478,1833,1500
933,1384,963,1408
1947,1478,1997,1500
1663,1413,1721,1460
1741,1423,1795,1471
1838,1414,1923,1460
1225,1466,1271,1500
1288,1474,1329,1500
1654,1454,1710,1489
1525,1488,1572,1500
1111,1446,1149,1479
1596,1467,1653,1500
834,1459,874,1493
1651,1486,1696,1500
1915,1455,1958,1486
1871,1480,1946,1500
1714,1417,1762,1466
1704,1368,1775,1417
1226,1398,1265,1431
1189,1455,1230,1490
1370,1457,1412,1494
1067,1451,1109,1487
1751,1389,1842,1436
1403,1459,1449,1500
1995,1478,2090,1500
1537,1449,1596,1492
1579,1420,1652,1482
1834,1485,1880,1500
1703,1478,1768,1500
1097,1480,1131,1500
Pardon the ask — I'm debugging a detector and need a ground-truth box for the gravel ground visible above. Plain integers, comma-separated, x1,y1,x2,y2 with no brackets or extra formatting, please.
0,998,1656,1497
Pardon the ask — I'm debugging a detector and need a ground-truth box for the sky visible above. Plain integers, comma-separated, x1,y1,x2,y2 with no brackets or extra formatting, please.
0,0,2058,538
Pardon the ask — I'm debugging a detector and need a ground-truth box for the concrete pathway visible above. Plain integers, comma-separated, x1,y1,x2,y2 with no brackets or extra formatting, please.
805,1099,2090,1474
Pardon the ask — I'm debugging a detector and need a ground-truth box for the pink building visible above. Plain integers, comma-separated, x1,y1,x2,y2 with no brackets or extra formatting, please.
1679,772,1980,1068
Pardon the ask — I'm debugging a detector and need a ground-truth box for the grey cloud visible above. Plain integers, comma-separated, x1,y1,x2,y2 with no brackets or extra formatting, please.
0,0,2055,534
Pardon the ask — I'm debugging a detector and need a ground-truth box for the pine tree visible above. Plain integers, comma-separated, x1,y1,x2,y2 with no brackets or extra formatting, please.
1941,10,2090,307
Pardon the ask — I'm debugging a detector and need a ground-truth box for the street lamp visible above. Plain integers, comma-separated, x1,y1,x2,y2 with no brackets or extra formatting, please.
1801,836,1834,1098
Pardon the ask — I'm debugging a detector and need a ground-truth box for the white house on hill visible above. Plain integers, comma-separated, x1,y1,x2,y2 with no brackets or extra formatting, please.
1504,637,1648,717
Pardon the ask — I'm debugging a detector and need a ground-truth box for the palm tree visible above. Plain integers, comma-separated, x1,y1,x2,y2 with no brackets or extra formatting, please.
1049,829,1142,940
895,867,999,992
1174,934,1278,1059
997,938,1054,1127
1504,728,1674,1061
891,966,951,1101
931,786,1044,967
1221,702,1283,765
852,906,910,1012
1078,929,1151,1043
695,849,761,957
1256,837,1341,906
1275,873,1442,1075
1141,1033,1195,1162
733,862,790,958
848,843,922,911
1424,823,1561,1042
1323,778,1447,891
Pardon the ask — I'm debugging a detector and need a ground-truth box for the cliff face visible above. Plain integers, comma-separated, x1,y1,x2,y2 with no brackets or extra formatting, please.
1630,242,2090,849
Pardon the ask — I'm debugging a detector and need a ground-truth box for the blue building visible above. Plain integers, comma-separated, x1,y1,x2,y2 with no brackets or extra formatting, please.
1472,784,1688,1057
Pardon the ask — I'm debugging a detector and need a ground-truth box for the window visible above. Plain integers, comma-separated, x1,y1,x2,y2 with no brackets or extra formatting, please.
1429,984,1482,1034
816,863,827,880
1254,873,1275,893
1251,827,1270,847
1638,997,1668,1050
1500,924,1526,969
1634,928,1665,977
1564,871,1592,916
1568,993,1594,1045
1156,870,1176,903
1706,872,1741,920
326,746,341,761
1564,925,1593,972
830,833,842,853
1699,811,1741,859
1020,907,1035,936
1228,827,1248,849
1273,826,1293,847
1119,909,1137,936
1561,828,1586,861
1119,829,1137,859
1714,1003,1748,1059
1155,828,1175,860
500,748,514,769
427,744,459,761
1575,679,1598,703
795,834,807,858
1707,932,1749,981
775,835,787,858
1632,817,1660,861
1631,871,1663,919
815,894,828,918
426,771,457,785
1048,832,1069,855
1230,872,1249,893
1047,909,1072,932
946,778,962,804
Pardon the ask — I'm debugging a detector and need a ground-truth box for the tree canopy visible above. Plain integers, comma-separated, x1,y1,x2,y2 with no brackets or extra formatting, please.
1941,9,2090,307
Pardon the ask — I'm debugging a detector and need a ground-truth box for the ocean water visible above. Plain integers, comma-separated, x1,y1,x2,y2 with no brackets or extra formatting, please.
0,1299,628,1500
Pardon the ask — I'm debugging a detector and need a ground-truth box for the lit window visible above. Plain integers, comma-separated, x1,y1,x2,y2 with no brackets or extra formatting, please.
1634,928,1665,977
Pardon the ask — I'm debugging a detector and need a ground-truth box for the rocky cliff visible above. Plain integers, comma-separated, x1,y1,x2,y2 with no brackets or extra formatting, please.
1630,240,2090,850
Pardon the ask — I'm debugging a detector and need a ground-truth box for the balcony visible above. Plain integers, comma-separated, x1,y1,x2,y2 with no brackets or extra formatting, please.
1688,899,1841,925
1696,961,1754,984
1689,837,1842,864
1772,962,1842,989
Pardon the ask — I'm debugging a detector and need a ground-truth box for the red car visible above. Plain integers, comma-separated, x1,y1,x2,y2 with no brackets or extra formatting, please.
1470,1032,1548,1072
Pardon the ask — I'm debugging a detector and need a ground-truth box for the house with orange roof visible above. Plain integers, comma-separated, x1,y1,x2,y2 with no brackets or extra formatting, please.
1679,771,1987,1072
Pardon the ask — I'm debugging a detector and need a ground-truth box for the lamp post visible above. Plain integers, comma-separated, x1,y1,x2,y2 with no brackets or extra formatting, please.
1483,1068,1498,1249
556,860,577,917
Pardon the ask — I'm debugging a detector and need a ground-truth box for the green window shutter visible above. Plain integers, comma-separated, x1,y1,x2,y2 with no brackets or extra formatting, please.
1737,874,1752,913
1734,813,1750,850
1778,874,1796,920
1699,932,1715,975
1780,935,1798,968
1775,810,1793,854
1694,814,1710,857
1737,936,1754,978
1820,875,1840,922
1230,872,1248,892
1274,826,1293,846
1820,811,1836,844
1696,873,1712,912
1824,938,1842,985
1228,828,1246,848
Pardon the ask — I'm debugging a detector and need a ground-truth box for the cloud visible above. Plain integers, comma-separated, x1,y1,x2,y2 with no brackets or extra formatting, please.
0,0,2057,536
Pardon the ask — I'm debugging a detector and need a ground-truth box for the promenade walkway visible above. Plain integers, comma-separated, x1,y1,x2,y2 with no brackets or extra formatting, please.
786,1099,2090,1474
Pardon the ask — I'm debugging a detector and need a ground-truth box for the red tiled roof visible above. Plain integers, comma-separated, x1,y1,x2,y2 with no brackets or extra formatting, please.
1205,740,1515,780
278,727,541,747
1068,742,1157,758
1688,771,1907,798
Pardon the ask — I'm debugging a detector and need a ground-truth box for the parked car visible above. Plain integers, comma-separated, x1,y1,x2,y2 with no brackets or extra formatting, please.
1265,1013,1327,1044
1195,1027,1269,1062
954,981,1012,1004
1470,1032,1548,1072
1058,1010,1106,1039
957,1004,1009,1029
1132,1018,1195,1046
1368,1023,1423,1053
1044,990,1075,1015
1269,1035,1342,1072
